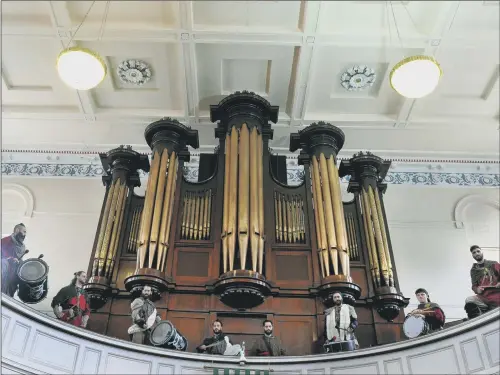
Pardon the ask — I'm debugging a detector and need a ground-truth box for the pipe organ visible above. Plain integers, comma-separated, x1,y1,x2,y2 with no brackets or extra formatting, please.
85,92,409,354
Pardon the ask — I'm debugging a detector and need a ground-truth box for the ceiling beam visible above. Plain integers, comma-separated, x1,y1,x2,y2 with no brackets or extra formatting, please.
46,1,98,122
395,1,461,129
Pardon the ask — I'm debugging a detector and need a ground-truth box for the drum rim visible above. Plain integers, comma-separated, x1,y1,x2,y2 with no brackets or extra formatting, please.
150,321,175,345
17,258,49,283
403,315,427,338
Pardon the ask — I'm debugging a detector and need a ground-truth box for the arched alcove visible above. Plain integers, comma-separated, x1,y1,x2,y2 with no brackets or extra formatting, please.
1,183,35,233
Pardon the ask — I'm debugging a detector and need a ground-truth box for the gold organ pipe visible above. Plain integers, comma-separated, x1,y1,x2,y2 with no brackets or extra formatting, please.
311,157,330,276
299,199,305,242
222,137,230,272
277,192,283,242
312,189,325,278
228,126,239,271
257,134,264,274
181,193,188,239
351,216,359,259
249,127,259,272
106,182,127,278
368,185,389,285
131,208,142,253
361,188,380,287
158,152,177,270
292,196,298,243
274,192,279,240
238,123,250,270
128,207,138,252
319,153,338,275
184,192,192,240
373,185,393,284
149,149,170,268
160,157,178,272
201,190,207,239
206,189,212,239
188,189,196,239
92,180,117,275
99,178,122,275
138,151,161,269
193,191,201,240
282,194,289,242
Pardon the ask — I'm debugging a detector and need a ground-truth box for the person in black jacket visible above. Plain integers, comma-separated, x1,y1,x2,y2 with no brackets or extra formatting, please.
196,319,232,355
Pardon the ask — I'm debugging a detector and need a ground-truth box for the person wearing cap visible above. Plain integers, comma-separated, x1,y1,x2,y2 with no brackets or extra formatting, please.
409,288,445,333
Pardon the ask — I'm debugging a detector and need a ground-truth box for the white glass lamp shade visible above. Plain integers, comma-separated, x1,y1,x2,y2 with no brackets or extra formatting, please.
57,47,107,90
389,56,442,99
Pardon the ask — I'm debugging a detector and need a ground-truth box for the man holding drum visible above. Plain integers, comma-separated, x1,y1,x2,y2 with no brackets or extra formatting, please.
324,292,359,352
405,288,445,338
128,285,161,344
1,223,28,297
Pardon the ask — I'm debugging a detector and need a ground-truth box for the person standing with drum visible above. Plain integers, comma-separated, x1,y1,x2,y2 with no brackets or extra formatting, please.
128,285,161,345
404,288,445,338
1,223,28,297
51,271,91,329
324,292,359,353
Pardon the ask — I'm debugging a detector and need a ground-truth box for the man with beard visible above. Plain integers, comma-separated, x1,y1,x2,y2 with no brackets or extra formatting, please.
1,223,28,297
51,271,91,328
196,319,232,355
408,288,445,333
324,292,359,352
464,245,500,319
250,320,286,356
128,285,161,344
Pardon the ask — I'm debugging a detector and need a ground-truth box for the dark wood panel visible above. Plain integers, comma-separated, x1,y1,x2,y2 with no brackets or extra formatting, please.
110,298,132,315
87,312,109,335
217,316,265,334
115,260,137,290
166,311,208,353
273,251,312,288
168,294,208,311
176,251,210,277
350,266,369,299
272,297,315,315
275,316,315,355
107,315,134,342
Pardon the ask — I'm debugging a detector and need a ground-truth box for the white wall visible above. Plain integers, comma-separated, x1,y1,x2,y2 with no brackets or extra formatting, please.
1,177,499,322
384,185,500,321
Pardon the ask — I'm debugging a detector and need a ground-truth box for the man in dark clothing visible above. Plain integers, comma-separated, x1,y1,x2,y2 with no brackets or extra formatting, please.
250,320,286,356
51,271,91,328
1,223,27,296
408,288,445,333
197,319,232,355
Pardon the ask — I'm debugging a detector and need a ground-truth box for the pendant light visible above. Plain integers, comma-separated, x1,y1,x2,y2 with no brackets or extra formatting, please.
56,1,109,91
387,2,442,99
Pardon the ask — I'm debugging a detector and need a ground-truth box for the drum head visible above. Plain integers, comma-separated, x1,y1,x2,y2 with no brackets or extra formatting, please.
150,321,174,345
404,315,425,339
18,259,48,283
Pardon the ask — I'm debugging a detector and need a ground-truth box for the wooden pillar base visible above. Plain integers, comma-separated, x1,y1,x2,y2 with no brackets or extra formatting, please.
124,268,171,301
318,275,361,307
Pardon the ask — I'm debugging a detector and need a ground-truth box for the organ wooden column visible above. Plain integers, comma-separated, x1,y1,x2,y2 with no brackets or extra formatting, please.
339,151,409,323
290,122,361,306
84,145,149,309
124,118,199,300
211,91,278,309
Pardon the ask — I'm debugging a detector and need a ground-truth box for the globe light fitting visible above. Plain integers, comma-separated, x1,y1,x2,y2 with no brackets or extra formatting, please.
389,55,442,99
57,47,107,91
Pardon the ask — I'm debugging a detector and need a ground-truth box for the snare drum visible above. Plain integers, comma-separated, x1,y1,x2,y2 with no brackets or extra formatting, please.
403,315,429,339
16,257,49,304
149,321,188,351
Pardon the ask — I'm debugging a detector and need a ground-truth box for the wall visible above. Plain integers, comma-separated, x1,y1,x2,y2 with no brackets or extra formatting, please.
1,177,499,322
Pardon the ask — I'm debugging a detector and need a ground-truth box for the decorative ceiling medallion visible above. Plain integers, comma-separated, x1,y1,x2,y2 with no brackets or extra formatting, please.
341,65,376,91
117,60,152,86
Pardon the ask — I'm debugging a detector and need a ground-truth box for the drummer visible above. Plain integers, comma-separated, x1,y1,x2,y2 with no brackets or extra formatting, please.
324,292,359,351
1,223,27,297
408,288,445,333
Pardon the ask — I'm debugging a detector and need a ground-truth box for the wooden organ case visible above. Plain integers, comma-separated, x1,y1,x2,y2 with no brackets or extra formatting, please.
84,92,409,355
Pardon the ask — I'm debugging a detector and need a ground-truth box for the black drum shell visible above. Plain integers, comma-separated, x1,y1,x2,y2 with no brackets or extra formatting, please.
149,321,188,351
16,258,49,304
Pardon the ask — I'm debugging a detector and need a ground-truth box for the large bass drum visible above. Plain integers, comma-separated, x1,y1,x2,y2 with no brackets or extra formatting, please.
403,315,429,339
149,321,188,351
16,257,49,304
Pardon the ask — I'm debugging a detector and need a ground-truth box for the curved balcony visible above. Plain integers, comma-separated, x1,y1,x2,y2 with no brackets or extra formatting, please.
1,296,499,375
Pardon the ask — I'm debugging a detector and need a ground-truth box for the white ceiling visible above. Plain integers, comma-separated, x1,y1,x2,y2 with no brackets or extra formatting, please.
1,1,499,160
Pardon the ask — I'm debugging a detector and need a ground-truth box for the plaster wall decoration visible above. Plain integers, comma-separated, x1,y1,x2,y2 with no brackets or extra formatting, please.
117,60,152,86
341,65,376,91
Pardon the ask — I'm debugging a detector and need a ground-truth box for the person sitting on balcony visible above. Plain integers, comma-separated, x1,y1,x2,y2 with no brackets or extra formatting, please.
408,288,445,332
51,271,90,329
465,245,500,319
250,319,286,356
196,319,232,355
128,285,161,345
1,223,27,297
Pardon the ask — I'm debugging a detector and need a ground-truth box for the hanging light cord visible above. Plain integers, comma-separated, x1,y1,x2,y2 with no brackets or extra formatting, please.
389,1,404,50
435,2,461,59
63,1,96,49
98,1,111,41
